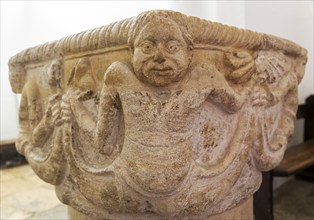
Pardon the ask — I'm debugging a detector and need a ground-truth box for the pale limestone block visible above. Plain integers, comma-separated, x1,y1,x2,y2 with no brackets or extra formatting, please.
8,10,307,219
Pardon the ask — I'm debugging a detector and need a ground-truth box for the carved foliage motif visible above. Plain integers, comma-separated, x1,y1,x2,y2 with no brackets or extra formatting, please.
10,10,307,219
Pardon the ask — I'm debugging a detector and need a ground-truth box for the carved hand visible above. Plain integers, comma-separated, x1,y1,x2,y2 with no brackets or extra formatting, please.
47,93,62,126
59,89,80,124
224,49,256,84
60,96,73,124
60,88,90,124
255,51,286,84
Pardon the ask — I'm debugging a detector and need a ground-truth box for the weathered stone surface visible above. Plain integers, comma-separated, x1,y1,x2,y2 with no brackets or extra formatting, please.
8,10,307,219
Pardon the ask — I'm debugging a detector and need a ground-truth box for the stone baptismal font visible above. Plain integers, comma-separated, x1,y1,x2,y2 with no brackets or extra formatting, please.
9,10,307,220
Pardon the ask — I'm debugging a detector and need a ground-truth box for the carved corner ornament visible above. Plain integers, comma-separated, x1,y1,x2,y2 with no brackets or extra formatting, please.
8,10,307,219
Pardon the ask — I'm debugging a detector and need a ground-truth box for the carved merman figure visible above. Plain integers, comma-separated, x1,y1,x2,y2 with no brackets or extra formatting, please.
59,15,256,217
17,59,66,185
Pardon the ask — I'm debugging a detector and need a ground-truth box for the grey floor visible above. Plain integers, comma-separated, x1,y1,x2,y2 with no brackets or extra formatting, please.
274,177,314,220
1,165,313,220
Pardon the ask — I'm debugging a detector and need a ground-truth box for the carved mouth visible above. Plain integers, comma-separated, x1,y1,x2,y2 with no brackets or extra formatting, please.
150,68,173,76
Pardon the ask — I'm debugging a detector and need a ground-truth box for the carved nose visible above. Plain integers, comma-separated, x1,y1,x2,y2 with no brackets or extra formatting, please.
154,49,166,64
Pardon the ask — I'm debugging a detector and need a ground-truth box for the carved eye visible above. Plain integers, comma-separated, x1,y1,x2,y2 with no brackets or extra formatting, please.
166,41,181,54
139,41,155,54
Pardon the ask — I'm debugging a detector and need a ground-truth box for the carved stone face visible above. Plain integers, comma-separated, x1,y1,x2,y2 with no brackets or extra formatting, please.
47,60,61,87
132,18,190,87
9,65,26,93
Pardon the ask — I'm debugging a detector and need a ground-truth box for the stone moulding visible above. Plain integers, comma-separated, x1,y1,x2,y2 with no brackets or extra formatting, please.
9,10,307,219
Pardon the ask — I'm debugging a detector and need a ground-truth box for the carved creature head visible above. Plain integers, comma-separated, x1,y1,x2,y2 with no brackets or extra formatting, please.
47,59,63,88
9,64,26,93
129,12,193,87
68,57,96,92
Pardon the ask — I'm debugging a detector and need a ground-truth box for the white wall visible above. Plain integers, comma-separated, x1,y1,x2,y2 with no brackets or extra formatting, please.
1,1,313,141
1,2,29,140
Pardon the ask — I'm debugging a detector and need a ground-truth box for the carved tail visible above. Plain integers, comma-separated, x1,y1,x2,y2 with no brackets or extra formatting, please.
252,88,298,171
62,122,117,209
196,107,254,178
25,126,66,185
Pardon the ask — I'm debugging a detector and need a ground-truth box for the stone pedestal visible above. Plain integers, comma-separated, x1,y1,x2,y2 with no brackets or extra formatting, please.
8,10,307,220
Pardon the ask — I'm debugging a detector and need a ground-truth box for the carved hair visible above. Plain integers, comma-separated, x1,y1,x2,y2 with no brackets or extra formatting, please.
127,10,194,51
